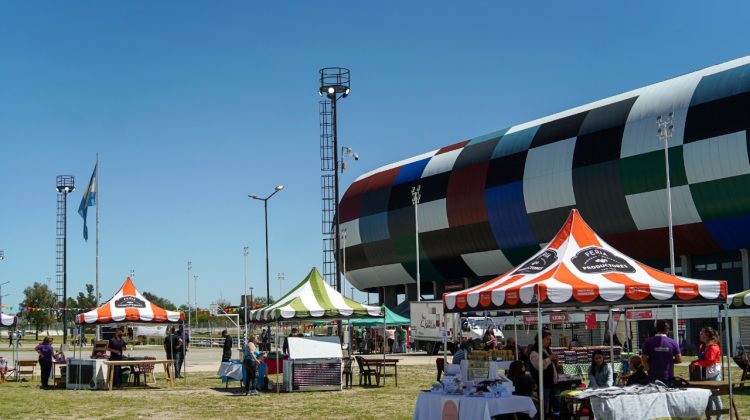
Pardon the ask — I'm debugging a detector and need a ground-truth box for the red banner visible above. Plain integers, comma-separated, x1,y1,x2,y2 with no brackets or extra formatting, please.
585,313,597,330
549,313,569,324
523,314,538,325
626,310,652,320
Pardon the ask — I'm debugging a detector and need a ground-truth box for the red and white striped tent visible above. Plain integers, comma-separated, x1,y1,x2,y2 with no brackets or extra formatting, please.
75,277,184,324
444,209,727,312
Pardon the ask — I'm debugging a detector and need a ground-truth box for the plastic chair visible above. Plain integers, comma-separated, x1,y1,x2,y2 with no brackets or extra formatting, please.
354,356,378,386
134,356,156,385
342,357,353,389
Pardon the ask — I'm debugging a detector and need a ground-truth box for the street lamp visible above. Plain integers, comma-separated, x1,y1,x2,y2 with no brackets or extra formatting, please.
194,275,198,330
341,228,348,297
243,246,249,339
56,175,75,346
249,185,284,303
412,185,422,301
657,112,679,339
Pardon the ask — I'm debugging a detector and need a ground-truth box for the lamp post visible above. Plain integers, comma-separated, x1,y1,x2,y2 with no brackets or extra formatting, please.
243,246,249,339
187,261,192,331
249,185,284,304
341,228,348,296
194,275,198,331
0,281,8,314
412,185,422,301
657,112,679,339
56,175,75,346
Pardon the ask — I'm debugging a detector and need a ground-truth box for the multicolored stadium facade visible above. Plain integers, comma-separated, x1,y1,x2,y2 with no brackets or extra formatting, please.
340,55,750,309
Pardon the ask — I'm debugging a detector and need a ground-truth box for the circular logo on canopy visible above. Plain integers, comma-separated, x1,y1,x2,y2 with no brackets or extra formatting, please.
571,247,635,274
114,296,147,309
513,250,558,275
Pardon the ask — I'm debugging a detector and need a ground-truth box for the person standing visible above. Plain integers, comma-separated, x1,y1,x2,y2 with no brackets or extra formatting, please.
107,328,127,387
243,335,262,396
641,320,682,383
386,328,395,353
173,329,184,378
176,325,189,379
221,330,232,362
691,327,723,417
529,331,560,416
35,336,59,389
164,328,178,378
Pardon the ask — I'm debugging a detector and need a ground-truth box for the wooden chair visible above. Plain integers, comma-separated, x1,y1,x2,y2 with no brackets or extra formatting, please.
354,356,379,386
17,360,37,381
342,357,353,389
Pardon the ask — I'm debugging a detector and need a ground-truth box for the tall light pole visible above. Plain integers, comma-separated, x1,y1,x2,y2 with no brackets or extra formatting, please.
319,67,350,293
277,273,285,300
412,185,422,301
249,185,284,304
193,275,198,331
187,261,192,331
657,112,679,339
0,281,9,314
341,228,348,297
56,175,75,346
243,246,249,339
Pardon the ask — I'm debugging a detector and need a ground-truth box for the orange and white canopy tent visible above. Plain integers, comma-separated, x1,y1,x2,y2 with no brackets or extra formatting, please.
75,277,184,324
444,209,727,312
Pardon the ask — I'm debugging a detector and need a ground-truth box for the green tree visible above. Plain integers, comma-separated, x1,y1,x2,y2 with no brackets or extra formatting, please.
142,291,176,310
67,283,98,312
20,282,58,340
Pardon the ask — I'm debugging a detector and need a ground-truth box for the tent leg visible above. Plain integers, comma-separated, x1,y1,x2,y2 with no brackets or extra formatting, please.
513,312,518,361
537,299,544,420
724,304,734,420
608,307,615,382
276,320,280,394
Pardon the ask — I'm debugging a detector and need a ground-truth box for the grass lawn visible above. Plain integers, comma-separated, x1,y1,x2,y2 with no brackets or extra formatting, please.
3,363,750,419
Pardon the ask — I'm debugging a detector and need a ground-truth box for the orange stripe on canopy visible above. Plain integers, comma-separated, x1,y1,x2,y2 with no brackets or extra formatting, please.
604,273,651,300
97,302,113,323
151,303,168,322
554,264,599,303
636,262,698,300
122,278,137,296
125,308,140,321
571,212,601,248
549,214,573,249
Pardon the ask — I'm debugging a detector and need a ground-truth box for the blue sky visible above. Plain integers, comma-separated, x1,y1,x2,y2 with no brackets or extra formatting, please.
1,1,749,311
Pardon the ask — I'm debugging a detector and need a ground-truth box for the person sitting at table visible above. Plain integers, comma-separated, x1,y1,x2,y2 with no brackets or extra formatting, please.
691,326,723,417
528,330,560,416
642,320,682,383
451,340,472,365
221,330,233,362
508,360,537,398
108,327,127,387
625,355,650,386
483,329,498,350
35,336,61,389
587,350,613,388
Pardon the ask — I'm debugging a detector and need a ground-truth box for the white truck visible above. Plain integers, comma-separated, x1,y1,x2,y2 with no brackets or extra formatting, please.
410,300,503,354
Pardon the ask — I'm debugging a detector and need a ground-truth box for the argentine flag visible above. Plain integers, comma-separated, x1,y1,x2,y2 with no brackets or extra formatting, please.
78,164,97,241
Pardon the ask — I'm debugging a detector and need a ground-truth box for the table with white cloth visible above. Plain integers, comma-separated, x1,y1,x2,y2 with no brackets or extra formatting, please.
413,392,537,420
583,387,711,420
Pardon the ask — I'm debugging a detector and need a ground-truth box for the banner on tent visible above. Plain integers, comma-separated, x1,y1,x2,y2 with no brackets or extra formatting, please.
626,310,653,320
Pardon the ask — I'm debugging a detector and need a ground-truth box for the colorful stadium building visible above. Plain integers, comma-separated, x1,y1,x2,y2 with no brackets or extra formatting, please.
340,55,750,318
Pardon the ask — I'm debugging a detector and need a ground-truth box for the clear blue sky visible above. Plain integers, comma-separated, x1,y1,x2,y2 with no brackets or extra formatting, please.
1,1,749,311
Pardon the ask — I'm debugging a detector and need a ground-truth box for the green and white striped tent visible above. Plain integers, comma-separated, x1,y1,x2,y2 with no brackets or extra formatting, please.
249,267,383,322
729,290,750,308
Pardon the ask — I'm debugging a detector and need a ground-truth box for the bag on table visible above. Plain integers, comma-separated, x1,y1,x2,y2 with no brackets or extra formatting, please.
689,364,705,381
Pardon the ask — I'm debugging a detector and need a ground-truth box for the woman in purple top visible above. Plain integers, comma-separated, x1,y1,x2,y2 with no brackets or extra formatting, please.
35,336,59,389
641,320,682,383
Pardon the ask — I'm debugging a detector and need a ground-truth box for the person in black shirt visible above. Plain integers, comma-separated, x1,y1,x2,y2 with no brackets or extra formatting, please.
221,330,232,362
107,328,127,387
625,355,650,386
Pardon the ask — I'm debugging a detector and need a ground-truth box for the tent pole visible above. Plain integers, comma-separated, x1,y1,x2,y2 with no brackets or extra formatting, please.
276,320,280,394
442,312,448,383
608,307,615,381
537,295,544,420
723,304,734,420
183,320,187,385
513,312,518,361
718,305,724,382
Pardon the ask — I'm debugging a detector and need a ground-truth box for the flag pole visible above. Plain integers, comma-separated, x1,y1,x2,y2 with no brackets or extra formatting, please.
95,153,101,341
